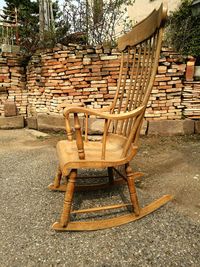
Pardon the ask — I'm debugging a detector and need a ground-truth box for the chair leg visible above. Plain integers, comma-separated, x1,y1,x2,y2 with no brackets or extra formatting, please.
60,169,77,227
53,165,62,188
108,167,114,185
52,165,173,231
48,165,64,191
125,164,140,216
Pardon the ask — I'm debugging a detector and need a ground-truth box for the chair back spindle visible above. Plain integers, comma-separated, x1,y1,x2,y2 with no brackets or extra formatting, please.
108,4,167,158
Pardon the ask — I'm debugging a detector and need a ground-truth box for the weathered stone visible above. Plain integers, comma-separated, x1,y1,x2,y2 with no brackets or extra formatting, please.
0,87,8,92
37,114,84,132
140,120,148,135
25,129,49,138
0,46,198,122
27,117,38,130
195,121,200,134
4,102,17,117
88,135,102,141
87,118,148,136
0,115,24,129
148,120,194,136
87,118,104,135
37,114,65,132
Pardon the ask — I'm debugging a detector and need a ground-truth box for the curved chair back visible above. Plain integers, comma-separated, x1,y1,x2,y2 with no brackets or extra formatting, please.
110,3,167,157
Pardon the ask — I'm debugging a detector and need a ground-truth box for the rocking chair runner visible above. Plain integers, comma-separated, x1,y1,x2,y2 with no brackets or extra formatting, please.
49,3,173,231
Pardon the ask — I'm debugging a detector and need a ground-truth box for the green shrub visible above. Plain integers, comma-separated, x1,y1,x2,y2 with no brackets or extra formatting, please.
166,0,200,57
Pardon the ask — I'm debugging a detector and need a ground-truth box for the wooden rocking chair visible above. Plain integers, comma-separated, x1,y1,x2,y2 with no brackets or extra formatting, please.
48,3,172,231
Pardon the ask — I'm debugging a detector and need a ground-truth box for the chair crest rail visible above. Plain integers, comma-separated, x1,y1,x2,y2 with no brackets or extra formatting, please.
118,3,167,51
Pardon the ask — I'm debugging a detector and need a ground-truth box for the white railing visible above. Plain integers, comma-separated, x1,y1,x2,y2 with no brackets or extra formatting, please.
0,21,18,45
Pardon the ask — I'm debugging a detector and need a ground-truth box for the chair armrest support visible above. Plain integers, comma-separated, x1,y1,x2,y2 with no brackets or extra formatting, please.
63,105,145,161
74,113,85,160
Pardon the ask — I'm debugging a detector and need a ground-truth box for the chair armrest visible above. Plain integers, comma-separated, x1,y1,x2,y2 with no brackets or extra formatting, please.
63,105,145,120
57,102,85,111
58,102,112,112
63,105,145,161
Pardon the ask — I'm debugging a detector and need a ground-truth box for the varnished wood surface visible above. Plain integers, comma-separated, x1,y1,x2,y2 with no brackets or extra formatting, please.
118,3,167,51
52,195,173,231
63,105,145,120
56,134,138,176
49,3,171,232
71,203,131,214
60,169,77,227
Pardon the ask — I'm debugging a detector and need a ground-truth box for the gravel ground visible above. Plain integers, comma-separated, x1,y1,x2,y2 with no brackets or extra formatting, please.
0,129,200,267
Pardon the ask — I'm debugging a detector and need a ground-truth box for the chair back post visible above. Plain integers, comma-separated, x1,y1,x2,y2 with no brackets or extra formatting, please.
112,3,168,158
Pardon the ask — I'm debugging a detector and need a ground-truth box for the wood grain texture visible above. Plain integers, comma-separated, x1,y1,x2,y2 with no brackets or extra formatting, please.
52,195,173,231
51,165,62,188
65,115,73,141
49,4,171,231
74,113,85,160
126,164,140,216
60,169,77,227
118,3,167,51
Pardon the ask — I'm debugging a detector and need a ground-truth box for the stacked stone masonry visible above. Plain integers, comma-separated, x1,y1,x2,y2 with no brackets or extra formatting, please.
0,53,27,117
26,45,186,120
0,44,200,120
182,81,200,118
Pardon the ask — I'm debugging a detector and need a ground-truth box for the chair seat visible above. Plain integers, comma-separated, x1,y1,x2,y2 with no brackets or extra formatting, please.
57,134,137,175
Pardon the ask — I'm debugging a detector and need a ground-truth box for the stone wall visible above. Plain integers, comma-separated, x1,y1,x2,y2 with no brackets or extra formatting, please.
0,53,27,117
0,44,200,122
26,44,186,120
182,81,200,118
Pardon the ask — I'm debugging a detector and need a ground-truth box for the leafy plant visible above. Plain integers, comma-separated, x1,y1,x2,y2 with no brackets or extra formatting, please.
1,0,39,53
60,0,134,46
1,0,62,54
166,0,200,57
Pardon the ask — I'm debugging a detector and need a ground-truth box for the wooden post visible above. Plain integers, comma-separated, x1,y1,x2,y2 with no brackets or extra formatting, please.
126,164,140,216
53,165,62,188
60,169,77,227
74,113,85,160
65,115,73,141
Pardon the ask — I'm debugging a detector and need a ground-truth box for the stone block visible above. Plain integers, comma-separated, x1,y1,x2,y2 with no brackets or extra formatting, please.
88,135,102,141
0,87,8,92
140,120,148,135
0,116,24,129
195,121,200,134
186,60,195,81
27,117,38,130
4,102,17,117
87,118,104,135
86,118,148,136
37,114,65,132
148,120,194,136
25,129,49,138
37,114,84,132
